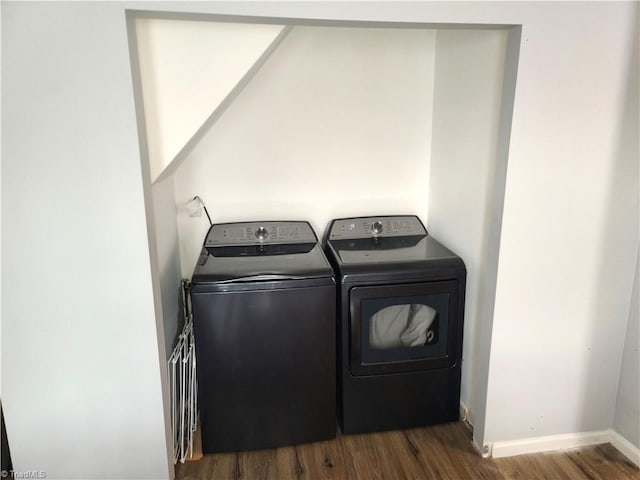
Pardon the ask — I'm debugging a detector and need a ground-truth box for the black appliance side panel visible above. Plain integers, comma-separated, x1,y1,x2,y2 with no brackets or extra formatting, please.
192,284,336,453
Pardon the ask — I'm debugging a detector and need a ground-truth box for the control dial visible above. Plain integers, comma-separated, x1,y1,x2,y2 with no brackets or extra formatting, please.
255,226,269,240
371,221,384,235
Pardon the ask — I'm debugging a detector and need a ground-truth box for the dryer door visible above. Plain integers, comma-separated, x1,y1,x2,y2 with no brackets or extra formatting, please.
349,281,463,376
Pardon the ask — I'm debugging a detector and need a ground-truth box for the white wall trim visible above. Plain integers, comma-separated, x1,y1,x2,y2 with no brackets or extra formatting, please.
490,430,611,458
460,400,492,458
610,430,640,467
490,429,640,466
474,427,640,467
490,429,640,464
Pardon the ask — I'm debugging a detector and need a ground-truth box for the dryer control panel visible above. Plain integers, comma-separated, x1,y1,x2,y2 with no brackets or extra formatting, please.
205,221,317,247
328,216,426,240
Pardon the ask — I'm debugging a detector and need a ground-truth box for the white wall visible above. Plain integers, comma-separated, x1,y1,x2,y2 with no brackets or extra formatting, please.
612,15,639,454
2,3,171,479
428,28,510,446
134,18,284,182
151,177,183,359
614,247,640,450
483,2,638,448
173,25,437,277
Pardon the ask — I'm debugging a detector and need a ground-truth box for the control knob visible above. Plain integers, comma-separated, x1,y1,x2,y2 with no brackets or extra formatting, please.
371,221,384,235
255,226,269,240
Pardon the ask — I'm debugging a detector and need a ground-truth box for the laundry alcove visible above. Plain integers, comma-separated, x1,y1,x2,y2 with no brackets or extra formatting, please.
127,12,519,452
3,2,637,477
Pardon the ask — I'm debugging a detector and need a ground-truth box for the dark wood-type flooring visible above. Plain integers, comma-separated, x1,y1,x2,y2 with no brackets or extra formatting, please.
176,422,639,480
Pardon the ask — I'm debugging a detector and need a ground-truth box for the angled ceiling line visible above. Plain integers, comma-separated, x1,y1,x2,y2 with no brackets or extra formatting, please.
152,25,292,185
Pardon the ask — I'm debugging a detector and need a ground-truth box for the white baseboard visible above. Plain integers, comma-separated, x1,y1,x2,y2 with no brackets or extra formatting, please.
490,429,611,458
471,422,639,465
610,430,640,467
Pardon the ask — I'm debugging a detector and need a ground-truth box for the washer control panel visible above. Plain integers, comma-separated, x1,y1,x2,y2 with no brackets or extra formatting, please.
328,216,426,240
206,221,317,247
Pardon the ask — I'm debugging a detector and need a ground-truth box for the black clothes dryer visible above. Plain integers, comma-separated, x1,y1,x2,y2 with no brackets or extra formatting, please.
191,221,336,453
324,215,466,435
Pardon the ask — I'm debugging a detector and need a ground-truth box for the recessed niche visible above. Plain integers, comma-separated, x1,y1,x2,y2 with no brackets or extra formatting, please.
128,13,519,442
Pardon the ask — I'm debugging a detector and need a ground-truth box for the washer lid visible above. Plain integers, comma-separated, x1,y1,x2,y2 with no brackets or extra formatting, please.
192,221,334,286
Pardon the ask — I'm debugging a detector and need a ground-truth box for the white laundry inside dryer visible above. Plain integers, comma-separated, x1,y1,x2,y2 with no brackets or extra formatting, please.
369,304,437,349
